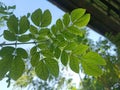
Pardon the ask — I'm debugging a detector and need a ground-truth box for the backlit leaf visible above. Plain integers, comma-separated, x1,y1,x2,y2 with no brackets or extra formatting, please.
30,46,37,55
82,61,103,76
19,16,30,34
0,46,15,57
51,25,57,35
82,52,106,65
56,19,63,31
81,52,106,76
7,15,18,33
41,49,53,58
73,44,88,55
41,10,51,27
70,55,79,73
10,56,25,80
39,28,50,36
62,30,76,41
29,25,38,34
18,34,30,42
67,26,83,36
63,13,70,26
31,9,42,26
64,42,77,51
8,5,16,9
74,14,90,27
3,30,16,41
61,50,68,66
71,8,86,23
31,52,40,67
0,57,12,80
35,60,49,80
45,59,59,77
54,47,61,59
16,48,28,59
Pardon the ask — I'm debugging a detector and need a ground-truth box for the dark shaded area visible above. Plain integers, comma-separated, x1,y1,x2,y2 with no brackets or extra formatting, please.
48,0,120,36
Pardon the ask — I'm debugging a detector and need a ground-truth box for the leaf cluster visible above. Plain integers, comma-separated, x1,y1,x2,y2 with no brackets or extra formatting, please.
0,8,106,83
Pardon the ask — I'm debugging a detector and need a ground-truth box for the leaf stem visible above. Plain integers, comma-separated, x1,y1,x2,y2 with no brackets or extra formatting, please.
0,41,37,46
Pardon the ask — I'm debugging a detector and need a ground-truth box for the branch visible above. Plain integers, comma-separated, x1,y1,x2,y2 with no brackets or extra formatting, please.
0,41,37,46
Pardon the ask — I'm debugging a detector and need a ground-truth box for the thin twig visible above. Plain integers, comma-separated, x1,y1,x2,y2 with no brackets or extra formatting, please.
79,70,84,88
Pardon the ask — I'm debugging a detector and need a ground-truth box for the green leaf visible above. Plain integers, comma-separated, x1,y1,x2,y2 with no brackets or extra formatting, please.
51,25,57,35
69,55,79,73
10,56,25,80
41,10,52,27
54,47,61,59
56,19,63,31
3,30,16,41
73,44,88,55
61,50,68,66
71,8,86,23
45,59,59,77
67,26,83,36
30,46,37,55
38,43,49,49
64,42,77,51
35,60,49,80
29,25,38,34
31,52,40,67
19,16,30,34
81,61,103,76
56,34,64,42
82,52,106,65
0,57,12,80
41,49,53,58
81,52,106,76
16,48,28,59
7,15,18,33
18,34,30,42
0,46,15,57
63,13,70,26
62,30,76,41
57,40,68,48
39,28,50,36
74,14,90,27
8,5,16,9
31,9,42,26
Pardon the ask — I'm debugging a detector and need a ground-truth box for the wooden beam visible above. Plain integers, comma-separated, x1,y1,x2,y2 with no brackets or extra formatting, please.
48,0,120,35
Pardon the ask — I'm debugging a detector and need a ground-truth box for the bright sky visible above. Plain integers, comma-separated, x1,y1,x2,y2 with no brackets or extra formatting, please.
0,0,103,90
